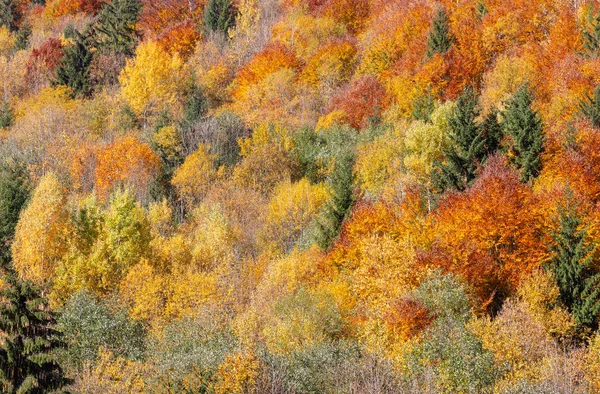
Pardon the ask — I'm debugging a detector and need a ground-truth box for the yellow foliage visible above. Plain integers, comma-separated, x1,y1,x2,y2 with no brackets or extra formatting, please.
164,270,218,319
12,172,72,284
214,350,260,394
0,26,14,57
119,40,186,118
153,125,183,165
584,333,600,393
315,109,346,131
119,259,168,325
480,54,536,112
75,348,147,394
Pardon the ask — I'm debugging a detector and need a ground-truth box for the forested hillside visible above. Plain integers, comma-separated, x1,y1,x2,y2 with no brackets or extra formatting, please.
2,0,600,392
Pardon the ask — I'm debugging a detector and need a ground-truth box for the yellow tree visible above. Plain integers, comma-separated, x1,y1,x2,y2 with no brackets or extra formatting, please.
12,172,72,284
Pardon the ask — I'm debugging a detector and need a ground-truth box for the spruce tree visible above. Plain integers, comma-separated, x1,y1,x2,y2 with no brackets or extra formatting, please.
52,31,93,98
411,91,435,123
581,2,600,59
0,102,13,129
580,83,600,127
0,160,29,269
93,0,142,57
0,0,18,32
13,22,31,51
203,0,237,36
547,194,600,331
0,271,70,393
426,8,454,58
501,84,544,183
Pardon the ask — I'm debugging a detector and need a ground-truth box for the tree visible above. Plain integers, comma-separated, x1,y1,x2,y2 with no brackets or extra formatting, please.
0,271,70,393
580,84,600,128
434,86,502,192
0,160,29,269
581,2,600,59
93,0,142,57
0,102,13,129
547,193,600,331
426,8,454,58
501,84,544,183
52,31,93,98
203,0,236,36
14,22,31,51
0,0,18,32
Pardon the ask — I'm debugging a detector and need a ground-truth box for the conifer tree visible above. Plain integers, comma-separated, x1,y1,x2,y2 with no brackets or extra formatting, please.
426,8,454,58
14,22,31,51
0,0,18,32
547,193,600,330
0,271,71,393
93,0,142,57
580,83,600,127
581,1,600,59
0,103,13,129
52,31,93,98
0,161,29,269
501,84,544,183
203,0,237,36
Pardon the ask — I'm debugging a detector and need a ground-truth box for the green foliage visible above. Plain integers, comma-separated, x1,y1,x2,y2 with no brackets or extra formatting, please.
476,0,488,21
14,22,31,51
547,193,600,331
52,31,93,98
412,91,436,122
57,289,145,369
434,86,502,192
203,0,237,36
580,83,600,127
0,271,71,393
93,0,142,57
0,160,29,269
403,271,499,393
581,2,600,59
0,0,17,32
501,84,544,183
426,8,454,58
0,102,13,129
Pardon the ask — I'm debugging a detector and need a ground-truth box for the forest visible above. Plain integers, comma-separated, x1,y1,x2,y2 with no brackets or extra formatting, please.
1,0,600,392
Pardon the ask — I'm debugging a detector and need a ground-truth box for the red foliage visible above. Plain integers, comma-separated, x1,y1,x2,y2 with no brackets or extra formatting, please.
384,296,435,339
328,75,388,129
138,0,204,40
25,38,64,89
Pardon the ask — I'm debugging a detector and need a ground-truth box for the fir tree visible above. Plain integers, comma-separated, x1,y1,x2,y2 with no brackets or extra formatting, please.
203,0,237,36
314,149,355,250
426,8,454,58
547,193,600,331
479,108,503,156
411,91,435,123
0,0,18,32
52,31,93,98
476,0,487,21
0,271,71,393
581,1,600,59
0,102,13,129
93,0,142,57
14,22,31,51
501,84,545,183
0,161,29,269
580,83,600,127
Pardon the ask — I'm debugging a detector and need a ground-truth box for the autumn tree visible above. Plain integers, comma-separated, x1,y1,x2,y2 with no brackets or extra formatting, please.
426,8,454,58
502,84,544,183
93,0,142,57
52,30,93,98
203,0,236,36
434,86,502,192
547,194,600,331
0,160,29,269
580,84,600,128
0,271,70,394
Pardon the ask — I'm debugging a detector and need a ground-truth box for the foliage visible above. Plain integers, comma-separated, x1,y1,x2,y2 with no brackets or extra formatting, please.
203,0,236,36
580,83,600,127
0,160,29,269
93,0,142,57
426,8,454,58
52,30,93,98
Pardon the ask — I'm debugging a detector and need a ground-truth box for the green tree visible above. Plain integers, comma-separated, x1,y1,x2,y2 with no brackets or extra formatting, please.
0,271,71,393
93,0,142,57
0,160,29,269
434,86,502,191
0,0,17,32
0,103,13,129
14,22,31,51
52,31,93,98
581,2,600,59
580,83,600,127
547,193,600,331
426,8,454,58
501,84,544,183
203,0,237,36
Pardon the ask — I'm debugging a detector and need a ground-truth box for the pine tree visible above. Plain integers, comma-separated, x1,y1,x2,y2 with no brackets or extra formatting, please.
426,8,454,58
52,31,93,98
203,0,237,36
501,84,544,183
314,149,355,250
547,193,600,331
0,0,18,32
0,161,29,269
581,1,600,59
580,84,600,127
93,0,142,57
434,87,503,192
0,270,71,393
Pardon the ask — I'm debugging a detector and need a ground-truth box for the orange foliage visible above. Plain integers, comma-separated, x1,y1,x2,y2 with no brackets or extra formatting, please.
94,135,161,200
138,0,205,40
157,21,201,58
48,0,106,16
327,75,387,129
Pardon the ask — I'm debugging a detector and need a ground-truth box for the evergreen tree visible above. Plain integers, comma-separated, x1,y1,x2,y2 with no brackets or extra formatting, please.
203,0,237,36
581,2,600,59
580,83,600,127
52,31,93,98
314,149,355,250
434,87,503,192
93,0,142,57
0,0,18,32
426,8,454,58
547,193,600,331
501,84,545,183
14,22,31,51
411,91,435,123
0,161,29,269
0,102,13,129
476,0,488,21
0,271,71,393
